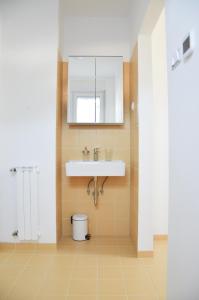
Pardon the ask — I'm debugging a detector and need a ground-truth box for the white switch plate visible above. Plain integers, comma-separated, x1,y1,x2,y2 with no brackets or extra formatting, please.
171,48,181,70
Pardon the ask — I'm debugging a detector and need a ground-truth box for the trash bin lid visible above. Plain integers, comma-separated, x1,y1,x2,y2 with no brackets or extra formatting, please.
73,214,88,221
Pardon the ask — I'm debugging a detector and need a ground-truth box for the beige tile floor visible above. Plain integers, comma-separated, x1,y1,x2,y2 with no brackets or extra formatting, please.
0,237,167,300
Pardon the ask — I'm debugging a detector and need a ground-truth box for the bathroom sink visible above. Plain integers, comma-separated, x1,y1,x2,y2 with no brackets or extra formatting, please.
65,160,125,177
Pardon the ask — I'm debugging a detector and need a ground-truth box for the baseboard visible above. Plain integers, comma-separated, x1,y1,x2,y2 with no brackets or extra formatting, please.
154,234,168,241
0,236,168,253
137,251,154,257
0,243,15,251
0,242,57,251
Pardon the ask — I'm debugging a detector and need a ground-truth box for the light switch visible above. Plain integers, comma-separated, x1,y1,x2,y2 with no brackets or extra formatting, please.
182,31,194,59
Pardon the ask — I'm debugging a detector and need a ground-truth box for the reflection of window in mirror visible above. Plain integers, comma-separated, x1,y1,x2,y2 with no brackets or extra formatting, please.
72,91,105,123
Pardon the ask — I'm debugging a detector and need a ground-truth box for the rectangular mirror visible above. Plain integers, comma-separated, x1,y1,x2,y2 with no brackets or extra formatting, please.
67,56,123,125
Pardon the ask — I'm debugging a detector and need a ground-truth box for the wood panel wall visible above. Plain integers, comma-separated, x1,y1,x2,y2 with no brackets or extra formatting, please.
60,62,131,237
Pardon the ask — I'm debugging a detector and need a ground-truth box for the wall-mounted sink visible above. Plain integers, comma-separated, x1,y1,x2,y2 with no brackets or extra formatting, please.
65,160,125,177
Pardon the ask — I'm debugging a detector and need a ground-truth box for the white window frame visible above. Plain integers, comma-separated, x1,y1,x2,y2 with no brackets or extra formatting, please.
71,91,105,123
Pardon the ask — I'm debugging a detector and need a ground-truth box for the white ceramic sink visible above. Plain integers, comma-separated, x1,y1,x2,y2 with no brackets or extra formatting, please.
65,160,125,177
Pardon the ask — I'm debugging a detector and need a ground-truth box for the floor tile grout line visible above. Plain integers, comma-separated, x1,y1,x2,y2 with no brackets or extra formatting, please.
65,247,80,298
34,254,56,299
96,253,99,300
1,238,167,300
140,255,162,300
0,252,14,265
4,253,35,300
120,245,129,300
65,255,75,298
145,265,163,300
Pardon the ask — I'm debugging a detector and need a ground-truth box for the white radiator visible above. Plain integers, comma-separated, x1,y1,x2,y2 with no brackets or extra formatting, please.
15,166,39,241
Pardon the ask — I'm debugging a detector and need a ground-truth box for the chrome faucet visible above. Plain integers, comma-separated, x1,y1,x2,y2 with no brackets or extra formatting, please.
93,147,100,161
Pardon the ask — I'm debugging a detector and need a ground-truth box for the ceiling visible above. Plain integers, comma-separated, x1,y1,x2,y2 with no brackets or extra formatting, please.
61,0,132,18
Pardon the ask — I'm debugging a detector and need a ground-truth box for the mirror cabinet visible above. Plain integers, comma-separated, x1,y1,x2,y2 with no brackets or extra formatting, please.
67,56,123,125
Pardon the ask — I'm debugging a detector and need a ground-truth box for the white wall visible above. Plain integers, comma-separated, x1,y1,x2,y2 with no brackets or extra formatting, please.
0,0,59,243
60,0,152,61
136,2,168,252
137,34,154,251
61,16,131,60
129,0,150,49
151,9,168,235
0,11,2,97
166,1,199,299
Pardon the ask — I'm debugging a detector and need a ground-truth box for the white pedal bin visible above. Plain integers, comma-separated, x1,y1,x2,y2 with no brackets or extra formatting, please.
72,214,88,241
